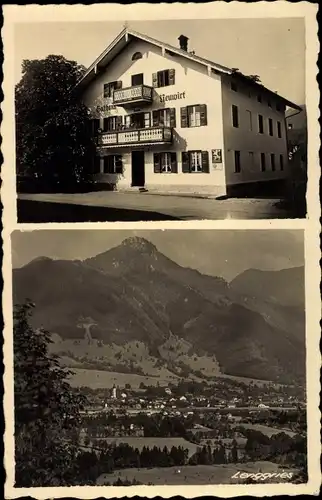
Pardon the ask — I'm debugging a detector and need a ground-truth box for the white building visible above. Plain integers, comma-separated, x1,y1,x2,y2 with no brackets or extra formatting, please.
77,28,302,197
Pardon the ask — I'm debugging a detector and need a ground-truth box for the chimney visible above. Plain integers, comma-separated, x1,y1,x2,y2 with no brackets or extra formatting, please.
178,35,189,51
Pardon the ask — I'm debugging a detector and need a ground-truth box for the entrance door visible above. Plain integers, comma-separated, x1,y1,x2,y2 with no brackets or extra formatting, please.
131,150,145,187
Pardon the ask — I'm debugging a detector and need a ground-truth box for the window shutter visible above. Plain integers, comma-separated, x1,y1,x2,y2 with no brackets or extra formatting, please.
154,153,161,173
169,69,175,85
170,152,178,173
152,111,159,127
201,151,209,173
152,72,158,88
103,84,109,98
103,118,109,132
116,81,122,89
182,152,190,173
180,107,188,128
170,108,176,128
200,105,208,126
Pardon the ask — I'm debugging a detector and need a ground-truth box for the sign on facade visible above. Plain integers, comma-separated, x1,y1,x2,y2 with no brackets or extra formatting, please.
212,149,222,163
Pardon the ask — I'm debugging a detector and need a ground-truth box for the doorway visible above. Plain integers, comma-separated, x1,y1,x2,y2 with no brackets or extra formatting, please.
131,150,145,187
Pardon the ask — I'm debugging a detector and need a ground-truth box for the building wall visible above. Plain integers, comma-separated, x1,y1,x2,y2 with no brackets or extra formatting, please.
221,74,289,189
81,39,227,195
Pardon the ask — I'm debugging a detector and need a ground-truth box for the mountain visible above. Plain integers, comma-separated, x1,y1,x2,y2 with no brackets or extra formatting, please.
229,267,305,308
12,237,305,384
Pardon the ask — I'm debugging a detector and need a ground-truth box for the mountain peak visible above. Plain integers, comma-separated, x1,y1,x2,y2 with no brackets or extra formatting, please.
121,237,157,254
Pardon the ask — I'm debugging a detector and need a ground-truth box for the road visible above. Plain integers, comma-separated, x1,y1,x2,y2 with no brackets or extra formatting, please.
18,191,291,221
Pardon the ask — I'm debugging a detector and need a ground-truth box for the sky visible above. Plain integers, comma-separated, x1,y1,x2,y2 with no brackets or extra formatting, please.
11,229,304,281
14,17,305,104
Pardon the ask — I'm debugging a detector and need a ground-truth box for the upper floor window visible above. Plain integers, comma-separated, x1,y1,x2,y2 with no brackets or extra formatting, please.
277,121,282,138
103,116,122,132
231,81,238,92
181,104,207,128
276,102,282,111
131,73,144,86
182,150,209,173
152,69,175,88
132,52,143,61
257,94,262,103
246,110,252,131
152,108,176,128
267,98,272,108
270,153,276,171
280,154,284,171
103,81,122,98
232,105,239,128
258,114,264,134
268,118,274,136
124,112,150,129
103,155,123,174
90,119,100,137
154,152,177,173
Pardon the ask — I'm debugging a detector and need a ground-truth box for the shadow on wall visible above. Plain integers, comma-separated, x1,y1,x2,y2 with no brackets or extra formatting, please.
172,130,187,150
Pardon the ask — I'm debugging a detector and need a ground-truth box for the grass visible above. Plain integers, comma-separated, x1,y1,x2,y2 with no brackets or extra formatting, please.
234,423,296,438
68,368,178,389
96,461,297,485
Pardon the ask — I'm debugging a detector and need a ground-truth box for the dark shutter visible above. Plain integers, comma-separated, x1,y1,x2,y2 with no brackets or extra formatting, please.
170,108,176,128
103,84,109,98
169,69,175,85
116,116,123,129
170,152,178,173
154,153,161,173
200,105,208,126
116,81,122,89
152,110,159,127
182,152,190,173
180,107,188,128
201,151,209,173
103,118,109,132
152,72,158,88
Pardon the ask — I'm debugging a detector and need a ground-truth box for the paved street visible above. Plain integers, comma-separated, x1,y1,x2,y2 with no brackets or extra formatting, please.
18,191,291,222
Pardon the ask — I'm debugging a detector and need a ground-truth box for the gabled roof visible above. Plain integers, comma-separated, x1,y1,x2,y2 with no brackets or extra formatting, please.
76,27,302,111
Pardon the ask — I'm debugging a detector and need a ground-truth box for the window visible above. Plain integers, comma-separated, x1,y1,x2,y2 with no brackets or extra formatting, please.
103,116,122,132
268,118,273,136
280,154,284,171
154,152,177,173
267,98,272,108
232,105,239,128
103,81,122,98
182,151,209,173
270,153,276,171
276,102,281,111
249,151,254,168
132,52,143,61
152,108,176,128
125,112,150,129
258,114,264,134
231,81,238,92
181,105,207,128
131,73,144,86
257,94,262,103
246,110,252,131
152,69,175,88
260,153,266,172
103,155,123,174
277,121,282,138
288,123,293,130
234,151,241,173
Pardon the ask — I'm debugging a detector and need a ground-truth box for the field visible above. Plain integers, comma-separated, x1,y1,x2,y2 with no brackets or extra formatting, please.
90,437,199,458
235,423,296,438
68,368,178,389
96,461,297,485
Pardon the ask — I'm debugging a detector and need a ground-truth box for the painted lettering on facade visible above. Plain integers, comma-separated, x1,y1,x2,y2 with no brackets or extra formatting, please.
159,91,186,103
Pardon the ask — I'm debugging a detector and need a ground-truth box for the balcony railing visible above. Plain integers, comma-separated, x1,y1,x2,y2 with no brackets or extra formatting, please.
113,85,153,106
98,126,173,147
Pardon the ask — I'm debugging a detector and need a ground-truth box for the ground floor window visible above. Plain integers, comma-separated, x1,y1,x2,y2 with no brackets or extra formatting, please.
103,155,123,174
154,152,177,173
280,154,284,171
182,150,209,173
234,151,241,173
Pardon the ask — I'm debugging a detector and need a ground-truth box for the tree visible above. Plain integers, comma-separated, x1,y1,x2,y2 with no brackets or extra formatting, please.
15,55,96,189
14,301,87,486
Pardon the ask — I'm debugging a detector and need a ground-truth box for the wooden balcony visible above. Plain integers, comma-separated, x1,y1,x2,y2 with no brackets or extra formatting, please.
98,126,173,148
113,85,153,107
